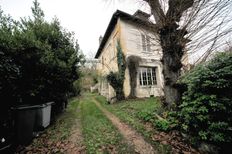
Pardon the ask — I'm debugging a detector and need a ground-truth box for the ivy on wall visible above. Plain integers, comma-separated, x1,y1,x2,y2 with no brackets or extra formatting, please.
107,40,126,101
127,56,141,98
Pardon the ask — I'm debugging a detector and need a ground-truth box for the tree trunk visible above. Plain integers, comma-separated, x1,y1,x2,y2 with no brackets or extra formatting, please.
127,56,141,98
127,55,141,98
162,59,181,105
147,0,193,106
128,62,137,98
115,88,125,101
160,24,185,105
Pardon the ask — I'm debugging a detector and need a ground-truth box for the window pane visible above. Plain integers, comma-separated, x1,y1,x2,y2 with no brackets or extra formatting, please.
147,68,152,85
141,34,146,51
139,71,143,85
139,67,157,86
152,68,157,85
146,36,151,52
142,70,147,85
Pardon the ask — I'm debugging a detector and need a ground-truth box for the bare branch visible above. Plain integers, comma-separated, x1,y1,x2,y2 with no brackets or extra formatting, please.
146,0,166,26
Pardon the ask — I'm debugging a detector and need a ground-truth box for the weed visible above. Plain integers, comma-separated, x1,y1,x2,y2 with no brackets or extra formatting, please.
154,119,170,132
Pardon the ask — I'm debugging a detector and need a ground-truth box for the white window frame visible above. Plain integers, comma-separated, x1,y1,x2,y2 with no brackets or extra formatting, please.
141,34,151,52
139,67,157,86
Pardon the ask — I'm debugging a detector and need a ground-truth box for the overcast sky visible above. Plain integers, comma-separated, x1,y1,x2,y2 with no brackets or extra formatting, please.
0,0,149,58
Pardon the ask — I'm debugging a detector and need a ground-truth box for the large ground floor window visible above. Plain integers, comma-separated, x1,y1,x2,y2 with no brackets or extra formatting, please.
139,67,157,86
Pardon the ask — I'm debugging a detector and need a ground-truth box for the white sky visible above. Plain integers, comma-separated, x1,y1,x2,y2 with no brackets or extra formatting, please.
0,0,148,58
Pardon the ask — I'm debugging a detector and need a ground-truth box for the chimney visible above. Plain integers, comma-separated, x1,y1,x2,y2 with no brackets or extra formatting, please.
133,10,150,20
99,36,103,45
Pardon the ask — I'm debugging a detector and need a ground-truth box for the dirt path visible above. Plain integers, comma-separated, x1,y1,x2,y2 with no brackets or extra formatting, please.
93,98,156,154
67,101,86,154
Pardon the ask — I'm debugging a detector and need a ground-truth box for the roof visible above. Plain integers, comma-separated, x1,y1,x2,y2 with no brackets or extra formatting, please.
133,10,151,19
94,10,157,58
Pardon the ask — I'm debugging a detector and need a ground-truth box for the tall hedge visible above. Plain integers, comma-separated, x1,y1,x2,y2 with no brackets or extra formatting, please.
178,52,232,146
0,1,84,111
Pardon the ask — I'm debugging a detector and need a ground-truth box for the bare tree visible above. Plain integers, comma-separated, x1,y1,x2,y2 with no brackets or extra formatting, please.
105,0,232,105
142,0,232,105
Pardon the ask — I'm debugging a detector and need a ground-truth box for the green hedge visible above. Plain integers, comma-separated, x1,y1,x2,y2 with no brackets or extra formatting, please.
0,1,84,110
177,52,232,145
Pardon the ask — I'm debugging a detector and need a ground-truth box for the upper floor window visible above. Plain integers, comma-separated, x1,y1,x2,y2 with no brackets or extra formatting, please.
102,56,104,67
141,34,151,52
139,67,157,86
108,43,114,60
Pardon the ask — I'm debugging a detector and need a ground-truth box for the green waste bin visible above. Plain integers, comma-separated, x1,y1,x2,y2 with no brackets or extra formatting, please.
13,105,41,145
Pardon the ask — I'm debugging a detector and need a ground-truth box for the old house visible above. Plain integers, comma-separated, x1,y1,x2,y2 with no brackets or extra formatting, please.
95,10,188,101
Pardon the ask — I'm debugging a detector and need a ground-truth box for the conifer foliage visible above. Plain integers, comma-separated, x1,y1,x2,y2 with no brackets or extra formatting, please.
0,0,84,113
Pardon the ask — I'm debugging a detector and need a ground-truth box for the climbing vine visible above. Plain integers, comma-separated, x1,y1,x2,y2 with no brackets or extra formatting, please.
127,56,141,98
107,40,126,101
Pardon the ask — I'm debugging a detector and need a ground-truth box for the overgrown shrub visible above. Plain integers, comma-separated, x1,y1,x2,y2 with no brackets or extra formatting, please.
177,52,232,145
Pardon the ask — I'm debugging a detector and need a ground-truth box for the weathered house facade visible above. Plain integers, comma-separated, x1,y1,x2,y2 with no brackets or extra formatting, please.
95,10,188,101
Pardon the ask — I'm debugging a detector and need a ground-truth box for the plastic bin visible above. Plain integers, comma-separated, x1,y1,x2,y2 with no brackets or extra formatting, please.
13,105,41,145
35,102,54,130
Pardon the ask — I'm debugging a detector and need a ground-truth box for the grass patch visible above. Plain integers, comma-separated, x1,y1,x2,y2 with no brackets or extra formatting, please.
48,99,80,141
95,95,172,154
80,95,135,154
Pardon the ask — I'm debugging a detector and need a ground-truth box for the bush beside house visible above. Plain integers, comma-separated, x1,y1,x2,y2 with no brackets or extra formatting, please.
173,52,232,152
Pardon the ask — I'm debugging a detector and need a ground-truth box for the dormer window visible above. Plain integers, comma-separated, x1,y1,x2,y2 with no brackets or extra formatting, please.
141,34,151,52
